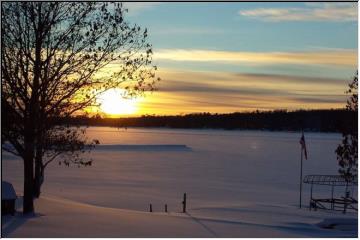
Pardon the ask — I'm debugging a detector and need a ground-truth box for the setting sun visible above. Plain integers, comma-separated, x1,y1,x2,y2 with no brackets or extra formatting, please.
98,89,139,116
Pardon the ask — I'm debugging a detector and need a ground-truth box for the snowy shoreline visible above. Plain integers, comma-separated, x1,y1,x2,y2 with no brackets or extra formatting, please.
2,195,357,238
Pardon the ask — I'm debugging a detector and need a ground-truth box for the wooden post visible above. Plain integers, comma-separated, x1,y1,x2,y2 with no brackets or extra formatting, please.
183,193,186,213
165,204,168,213
182,193,187,213
150,204,152,212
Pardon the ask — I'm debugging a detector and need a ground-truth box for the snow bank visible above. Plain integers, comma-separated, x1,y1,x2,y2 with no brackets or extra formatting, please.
2,195,357,237
2,196,214,237
317,218,358,232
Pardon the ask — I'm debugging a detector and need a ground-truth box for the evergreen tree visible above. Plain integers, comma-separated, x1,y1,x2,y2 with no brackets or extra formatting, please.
335,72,358,181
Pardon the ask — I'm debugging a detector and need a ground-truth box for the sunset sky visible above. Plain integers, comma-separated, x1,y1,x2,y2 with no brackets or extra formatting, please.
102,2,358,117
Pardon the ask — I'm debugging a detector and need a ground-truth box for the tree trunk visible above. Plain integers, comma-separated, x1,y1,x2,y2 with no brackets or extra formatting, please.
23,148,34,214
25,2,43,209
33,154,44,198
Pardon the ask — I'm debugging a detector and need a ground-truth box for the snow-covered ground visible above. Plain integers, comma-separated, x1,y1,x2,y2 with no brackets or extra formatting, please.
2,127,358,237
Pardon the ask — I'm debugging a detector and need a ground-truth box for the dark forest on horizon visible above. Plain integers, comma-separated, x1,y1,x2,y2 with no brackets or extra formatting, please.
58,109,356,133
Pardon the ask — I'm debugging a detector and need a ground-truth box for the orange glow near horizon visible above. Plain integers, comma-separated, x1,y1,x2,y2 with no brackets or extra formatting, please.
89,68,349,117
98,89,140,117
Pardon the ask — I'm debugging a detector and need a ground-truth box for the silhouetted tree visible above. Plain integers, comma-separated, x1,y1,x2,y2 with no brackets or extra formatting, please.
335,72,358,181
1,2,159,213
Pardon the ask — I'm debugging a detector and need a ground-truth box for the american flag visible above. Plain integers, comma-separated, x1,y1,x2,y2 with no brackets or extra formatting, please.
299,132,308,160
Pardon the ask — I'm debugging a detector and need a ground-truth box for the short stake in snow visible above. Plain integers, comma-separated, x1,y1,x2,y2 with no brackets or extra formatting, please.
182,193,187,213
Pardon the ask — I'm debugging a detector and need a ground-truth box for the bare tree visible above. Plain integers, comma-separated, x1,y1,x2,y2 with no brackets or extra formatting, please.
31,124,100,199
1,2,159,213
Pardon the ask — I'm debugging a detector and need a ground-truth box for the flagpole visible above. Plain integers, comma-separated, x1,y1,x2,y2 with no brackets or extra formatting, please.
299,146,303,209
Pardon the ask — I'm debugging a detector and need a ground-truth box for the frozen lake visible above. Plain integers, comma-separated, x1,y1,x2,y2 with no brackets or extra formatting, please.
3,127,357,237
3,127,350,211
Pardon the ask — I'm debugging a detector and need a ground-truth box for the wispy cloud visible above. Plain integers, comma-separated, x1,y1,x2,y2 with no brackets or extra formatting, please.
152,27,225,35
135,69,349,115
154,49,357,67
239,3,357,22
123,3,161,16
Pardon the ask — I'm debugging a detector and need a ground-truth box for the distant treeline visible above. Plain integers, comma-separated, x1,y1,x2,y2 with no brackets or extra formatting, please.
58,109,357,132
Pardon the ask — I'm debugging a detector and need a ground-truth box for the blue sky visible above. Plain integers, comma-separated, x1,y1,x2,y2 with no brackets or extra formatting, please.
129,3,356,49
116,2,358,116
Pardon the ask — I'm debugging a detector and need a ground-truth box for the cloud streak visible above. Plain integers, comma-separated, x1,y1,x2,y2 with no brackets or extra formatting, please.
152,27,225,36
135,69,349,115
123,2,161,16
239,3,357,22
154,49,357,67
